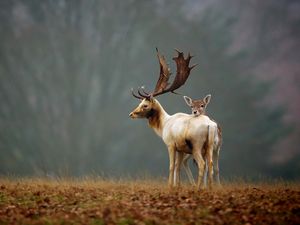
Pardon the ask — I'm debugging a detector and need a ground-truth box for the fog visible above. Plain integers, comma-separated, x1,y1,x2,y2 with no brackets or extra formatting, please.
0,0,299,179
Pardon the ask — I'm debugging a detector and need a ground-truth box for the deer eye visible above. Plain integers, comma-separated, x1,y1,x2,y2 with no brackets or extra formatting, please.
143,105,148,108
200,105,204,107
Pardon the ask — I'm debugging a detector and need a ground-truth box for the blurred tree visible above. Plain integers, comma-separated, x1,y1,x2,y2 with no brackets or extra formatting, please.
131,1,290,178
0,0,295,179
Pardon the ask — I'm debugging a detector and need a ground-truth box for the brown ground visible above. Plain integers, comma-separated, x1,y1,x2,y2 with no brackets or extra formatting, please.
0,178,299,225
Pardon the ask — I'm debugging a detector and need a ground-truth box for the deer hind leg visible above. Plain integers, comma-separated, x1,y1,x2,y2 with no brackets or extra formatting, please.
182,154,196,186
167,145,176,188
202,158,208,188
213,147,221,186
201,148,208,188
192,149,205,191
206,126,215,189
174,151,184,187
206,147,214,189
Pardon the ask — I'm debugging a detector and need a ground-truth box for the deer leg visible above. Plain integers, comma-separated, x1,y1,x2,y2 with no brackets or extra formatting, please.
207,126,216,189
182,154,196,186
213,147,221,186
167,145,176,188
192,149,205,191
206,147,214,189
202,158,208,188
201,147,208,188
174,151,184,187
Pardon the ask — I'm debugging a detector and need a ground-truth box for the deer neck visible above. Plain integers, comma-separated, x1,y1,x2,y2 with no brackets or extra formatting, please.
147,99,169,137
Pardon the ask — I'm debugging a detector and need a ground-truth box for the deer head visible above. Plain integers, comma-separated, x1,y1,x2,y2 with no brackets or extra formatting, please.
129,98,158,119
183,94,211,116
130,48,196,119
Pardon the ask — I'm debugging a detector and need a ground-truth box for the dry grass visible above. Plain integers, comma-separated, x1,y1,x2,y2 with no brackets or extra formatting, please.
0,177,299,225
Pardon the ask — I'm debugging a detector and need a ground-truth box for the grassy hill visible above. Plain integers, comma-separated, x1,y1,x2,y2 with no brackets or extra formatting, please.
0,178,299,224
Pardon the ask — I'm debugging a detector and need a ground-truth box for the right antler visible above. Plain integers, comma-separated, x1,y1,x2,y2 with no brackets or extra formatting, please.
132,48,197,99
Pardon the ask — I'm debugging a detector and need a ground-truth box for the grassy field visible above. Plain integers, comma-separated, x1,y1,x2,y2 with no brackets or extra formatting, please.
0,178,299,225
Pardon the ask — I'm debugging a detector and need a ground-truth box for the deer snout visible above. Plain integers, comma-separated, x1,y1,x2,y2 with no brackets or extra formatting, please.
129,111,138,118
193,110,199,115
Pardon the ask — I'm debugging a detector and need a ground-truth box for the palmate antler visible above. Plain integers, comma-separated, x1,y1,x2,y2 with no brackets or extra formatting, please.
153,48,172,95
132,48,197,100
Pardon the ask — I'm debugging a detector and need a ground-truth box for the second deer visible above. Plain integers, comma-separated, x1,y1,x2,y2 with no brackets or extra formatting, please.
182,94,222,185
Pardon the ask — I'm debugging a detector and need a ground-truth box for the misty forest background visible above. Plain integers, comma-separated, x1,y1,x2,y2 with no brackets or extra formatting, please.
0,0,299,180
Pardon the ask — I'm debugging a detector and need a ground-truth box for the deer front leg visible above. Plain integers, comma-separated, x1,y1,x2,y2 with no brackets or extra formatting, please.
182,154,196,186
167,145,176,188
192,149,206,191
174,151,184,187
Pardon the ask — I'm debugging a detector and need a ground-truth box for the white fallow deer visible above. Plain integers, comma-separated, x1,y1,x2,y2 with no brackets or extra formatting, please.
129,49,218,190
182,95,222,186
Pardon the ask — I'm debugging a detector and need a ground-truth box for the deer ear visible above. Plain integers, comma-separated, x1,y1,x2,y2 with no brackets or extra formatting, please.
204,94,211,105
183,96,193,106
